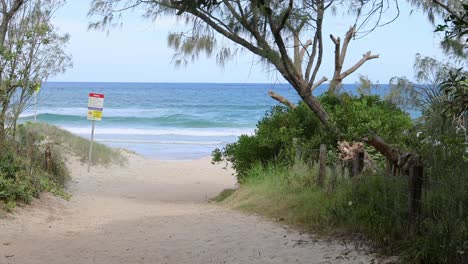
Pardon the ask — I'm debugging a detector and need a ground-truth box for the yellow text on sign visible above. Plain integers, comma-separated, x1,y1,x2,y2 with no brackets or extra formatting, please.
87,110,103,121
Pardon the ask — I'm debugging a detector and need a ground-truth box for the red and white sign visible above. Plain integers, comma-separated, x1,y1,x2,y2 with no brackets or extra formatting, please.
88,93,105,109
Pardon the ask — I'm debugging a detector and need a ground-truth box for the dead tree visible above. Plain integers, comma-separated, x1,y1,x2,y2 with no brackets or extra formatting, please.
329,26,379,92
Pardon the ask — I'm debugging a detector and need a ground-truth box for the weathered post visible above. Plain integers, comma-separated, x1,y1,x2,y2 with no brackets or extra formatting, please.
358,152,364,173
318,144,327,188
386,160,393,176
340,160,346,179
352,155,358,177
292,138,300,165
351,151,365,177
88,120,95,172
45,143,52,172
328,165,337,193
409,165,424,232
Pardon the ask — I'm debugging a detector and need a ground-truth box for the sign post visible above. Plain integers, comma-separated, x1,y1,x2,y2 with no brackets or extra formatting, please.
87,93,105,172
34,93,37,122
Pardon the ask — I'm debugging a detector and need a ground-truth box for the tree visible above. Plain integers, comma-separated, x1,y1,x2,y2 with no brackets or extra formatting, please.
408,0,467,59
0,0,26,47
410,0,468,143
0,0,72,141
387,54,456,113
89,0,415,170
0,0,27,142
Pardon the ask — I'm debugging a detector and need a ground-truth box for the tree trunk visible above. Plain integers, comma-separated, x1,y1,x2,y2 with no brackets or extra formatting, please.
300,94,333,132
364,131,419,175
0,97,7,143
0,120,5,144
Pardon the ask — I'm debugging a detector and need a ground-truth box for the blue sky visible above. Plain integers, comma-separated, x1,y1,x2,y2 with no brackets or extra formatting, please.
49,1,445,84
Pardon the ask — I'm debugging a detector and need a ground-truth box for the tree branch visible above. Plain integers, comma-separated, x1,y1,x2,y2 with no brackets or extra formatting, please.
264,4,302,89
363,131,419,173
432,0,463,21
311,76,327,92
330,34,341,80
340,26,356,66
340,51,379,80
268,90,297,109
277,0,294,32
299,39,313,61
307,0,325,90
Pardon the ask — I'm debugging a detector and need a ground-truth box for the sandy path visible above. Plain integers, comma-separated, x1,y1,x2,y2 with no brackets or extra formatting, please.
0,154,381,264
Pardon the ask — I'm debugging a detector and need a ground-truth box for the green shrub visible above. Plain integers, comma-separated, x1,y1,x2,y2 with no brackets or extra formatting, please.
321,93,412,144
0,147,39,208
213,103,324,179
214,93,412,182
0,126,71,211
0,149,27,179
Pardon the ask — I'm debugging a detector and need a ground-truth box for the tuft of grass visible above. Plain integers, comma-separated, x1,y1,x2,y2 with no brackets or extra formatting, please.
18,122,127,166
210,188,236,202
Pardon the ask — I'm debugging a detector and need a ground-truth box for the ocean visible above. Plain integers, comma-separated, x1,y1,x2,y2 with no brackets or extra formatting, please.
20,82,394,159
20,82,301,159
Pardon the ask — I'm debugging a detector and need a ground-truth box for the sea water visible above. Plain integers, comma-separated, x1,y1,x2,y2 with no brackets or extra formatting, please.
20,82,301,159
20,82,394,159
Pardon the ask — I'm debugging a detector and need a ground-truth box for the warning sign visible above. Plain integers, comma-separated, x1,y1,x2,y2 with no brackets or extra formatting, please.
87,93,104,121
87,109,103,120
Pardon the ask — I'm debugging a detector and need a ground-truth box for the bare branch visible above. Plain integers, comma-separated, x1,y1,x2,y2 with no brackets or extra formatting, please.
330,34,341,80
328,26,379,91
299,39,313,61
268,90,297,109
340,26,356,66
307,1,325,90
311,76,327,92
340,51,379,80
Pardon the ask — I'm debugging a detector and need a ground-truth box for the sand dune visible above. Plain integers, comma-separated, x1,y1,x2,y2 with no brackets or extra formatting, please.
0,153,383,264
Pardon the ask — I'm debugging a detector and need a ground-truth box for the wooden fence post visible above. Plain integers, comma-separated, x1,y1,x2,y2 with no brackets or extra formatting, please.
358,152,364,174
45,143,52,172
292,138,300,164
352,155,358,177
340,161,346,179
409,165,423,232
318,144,327,188
328,165,337,193
351,152,365,177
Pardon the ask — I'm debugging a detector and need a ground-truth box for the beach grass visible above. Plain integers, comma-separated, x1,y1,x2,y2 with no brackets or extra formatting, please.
18,122,127,167
210,188,237,203
220,164,337,230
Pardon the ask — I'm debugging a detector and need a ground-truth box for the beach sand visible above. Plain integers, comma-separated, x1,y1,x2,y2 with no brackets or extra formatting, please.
0,153,383,264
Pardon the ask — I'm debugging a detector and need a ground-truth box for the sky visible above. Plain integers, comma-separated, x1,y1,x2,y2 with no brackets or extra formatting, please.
49,1,446,84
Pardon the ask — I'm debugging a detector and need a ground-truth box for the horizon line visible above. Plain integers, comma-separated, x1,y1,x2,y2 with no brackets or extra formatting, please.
44,81,375,85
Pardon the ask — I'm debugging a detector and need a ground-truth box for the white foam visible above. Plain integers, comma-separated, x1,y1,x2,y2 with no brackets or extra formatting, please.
20,107,177,118
62,126,254,137
96,139,225,145
20,108,88,118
